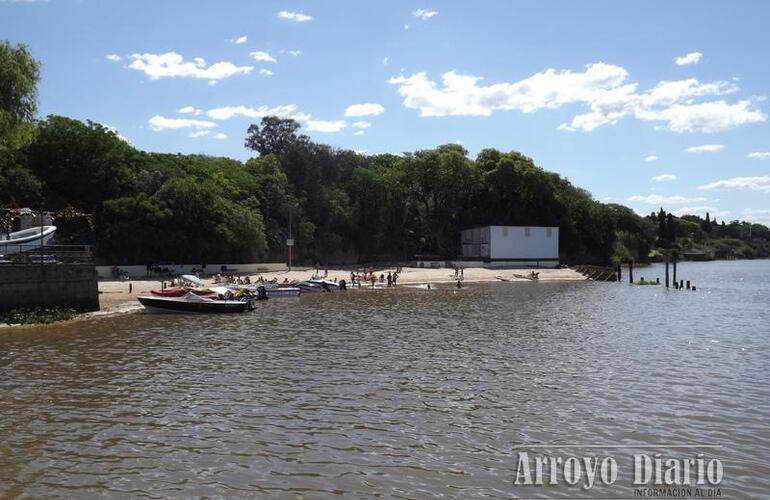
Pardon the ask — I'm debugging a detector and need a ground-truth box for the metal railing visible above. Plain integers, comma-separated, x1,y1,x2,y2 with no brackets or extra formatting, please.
0,244,94,265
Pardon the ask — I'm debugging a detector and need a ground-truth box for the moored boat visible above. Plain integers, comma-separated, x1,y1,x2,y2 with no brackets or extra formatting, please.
138,292,252,314
0,225,57,254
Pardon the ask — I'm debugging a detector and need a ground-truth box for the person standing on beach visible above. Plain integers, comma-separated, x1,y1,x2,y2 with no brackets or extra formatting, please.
392,273,398,286
387,272,392,287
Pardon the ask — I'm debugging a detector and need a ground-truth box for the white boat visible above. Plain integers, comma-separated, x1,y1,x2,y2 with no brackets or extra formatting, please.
306,278,340,291
0,226,57,254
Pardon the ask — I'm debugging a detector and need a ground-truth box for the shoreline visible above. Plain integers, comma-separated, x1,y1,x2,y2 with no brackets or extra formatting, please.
2,266,585,329
97,265,585,310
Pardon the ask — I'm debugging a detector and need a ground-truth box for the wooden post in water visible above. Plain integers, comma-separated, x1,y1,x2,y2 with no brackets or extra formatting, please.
628,259,634,284
673,257,677,285
665,255,670,288
680,279,684,290
686,280,691,290
617,264,621,282
129,283,132,294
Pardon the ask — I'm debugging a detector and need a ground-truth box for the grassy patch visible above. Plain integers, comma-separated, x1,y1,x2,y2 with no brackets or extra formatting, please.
0,307,79,326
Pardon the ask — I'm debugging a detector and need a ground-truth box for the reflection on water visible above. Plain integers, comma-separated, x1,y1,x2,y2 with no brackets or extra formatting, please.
1,260,769,497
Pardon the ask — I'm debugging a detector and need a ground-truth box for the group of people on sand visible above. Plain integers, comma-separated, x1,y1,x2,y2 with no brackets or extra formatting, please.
212,274,252,285
349,268,401,288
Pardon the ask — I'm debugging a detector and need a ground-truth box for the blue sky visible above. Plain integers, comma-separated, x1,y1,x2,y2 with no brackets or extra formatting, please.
2,0,769,224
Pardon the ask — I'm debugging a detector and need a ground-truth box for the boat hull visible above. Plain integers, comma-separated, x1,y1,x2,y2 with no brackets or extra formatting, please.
0,226,57,254
265,287,301,298
138,296,250,313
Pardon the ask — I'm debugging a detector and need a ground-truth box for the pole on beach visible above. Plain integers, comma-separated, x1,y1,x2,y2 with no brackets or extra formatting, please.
617,264,621,282
287,207,293,272
628,259,634,284
665,254,670,288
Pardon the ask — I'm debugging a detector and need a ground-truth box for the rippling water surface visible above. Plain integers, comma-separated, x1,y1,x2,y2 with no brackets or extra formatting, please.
1,260,769,498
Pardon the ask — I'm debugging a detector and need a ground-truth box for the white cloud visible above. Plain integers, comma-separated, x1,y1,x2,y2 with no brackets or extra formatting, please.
383,57,389,66
176,106,202,115
742,208,770,224
100,124,128,142
649,100,763,133
389,62,765,133
674,206,729,219
644,155,658,162
305,119,347,133
205,103,347,133
233,35,247,45
354,130,365,136
148,115,218,131
404,24,410,30
627,194,708,205
413,8,438,20
189,130,211,138
675,52,702,66
213,133,228,140
208,80,217,86
345,103,385,117
747,152,770,160
352,121,371,129
287,50,302,57
652,174,677,182
250,51,276,63
206,104,299,120
698,176,770,192
277,11,312,22
684,144,724,153
259,69,274,77
125,52,253,81
106,54,121,62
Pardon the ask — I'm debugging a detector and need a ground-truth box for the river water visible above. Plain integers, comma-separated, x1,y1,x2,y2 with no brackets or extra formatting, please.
1,260,768,498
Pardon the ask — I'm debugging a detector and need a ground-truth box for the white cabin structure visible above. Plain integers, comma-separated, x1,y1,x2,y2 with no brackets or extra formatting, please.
460,225,559,267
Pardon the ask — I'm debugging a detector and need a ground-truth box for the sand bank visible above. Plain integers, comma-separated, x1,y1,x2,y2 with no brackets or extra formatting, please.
97,266,584,312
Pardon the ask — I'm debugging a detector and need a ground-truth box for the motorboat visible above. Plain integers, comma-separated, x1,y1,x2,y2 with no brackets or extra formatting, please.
150,287,218,298
137,292,253,314
150,275,216,297
295,281,330,293
264,286,301,298
305,278,340,291
0,226,57,254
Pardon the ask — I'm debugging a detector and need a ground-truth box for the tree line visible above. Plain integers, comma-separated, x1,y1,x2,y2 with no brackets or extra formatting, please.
2,40,768,265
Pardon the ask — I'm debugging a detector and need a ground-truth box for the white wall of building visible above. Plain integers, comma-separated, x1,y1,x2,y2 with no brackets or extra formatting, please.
489,226,558,259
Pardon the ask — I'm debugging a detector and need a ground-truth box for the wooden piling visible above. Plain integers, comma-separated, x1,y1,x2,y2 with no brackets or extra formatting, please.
686,280,691,290
629,259,634,284
617,264,621,282
673,257,677,285
680,279,684,290
665,255,670,288
129,283,133,294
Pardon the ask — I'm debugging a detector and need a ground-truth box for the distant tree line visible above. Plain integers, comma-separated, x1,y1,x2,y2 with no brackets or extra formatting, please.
2,40,768,265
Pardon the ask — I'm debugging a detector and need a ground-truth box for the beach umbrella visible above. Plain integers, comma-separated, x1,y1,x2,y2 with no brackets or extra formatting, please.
180,274,204,287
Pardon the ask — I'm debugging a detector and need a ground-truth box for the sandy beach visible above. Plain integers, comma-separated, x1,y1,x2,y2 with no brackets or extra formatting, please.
97,266,585,312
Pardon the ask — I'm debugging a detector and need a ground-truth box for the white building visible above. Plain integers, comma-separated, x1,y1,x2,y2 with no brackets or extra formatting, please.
460,226,559,267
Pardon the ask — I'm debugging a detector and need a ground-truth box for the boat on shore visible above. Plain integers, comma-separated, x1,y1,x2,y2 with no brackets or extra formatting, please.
0,225,57,254
138,292,253,314
226,284,301,298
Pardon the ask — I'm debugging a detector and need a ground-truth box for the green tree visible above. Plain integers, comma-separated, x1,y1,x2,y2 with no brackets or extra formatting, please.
0,40,40,152
25,116,136,211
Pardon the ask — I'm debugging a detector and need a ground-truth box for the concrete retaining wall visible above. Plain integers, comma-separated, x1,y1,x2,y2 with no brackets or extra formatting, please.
95,262,288,279
0,264,99,312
